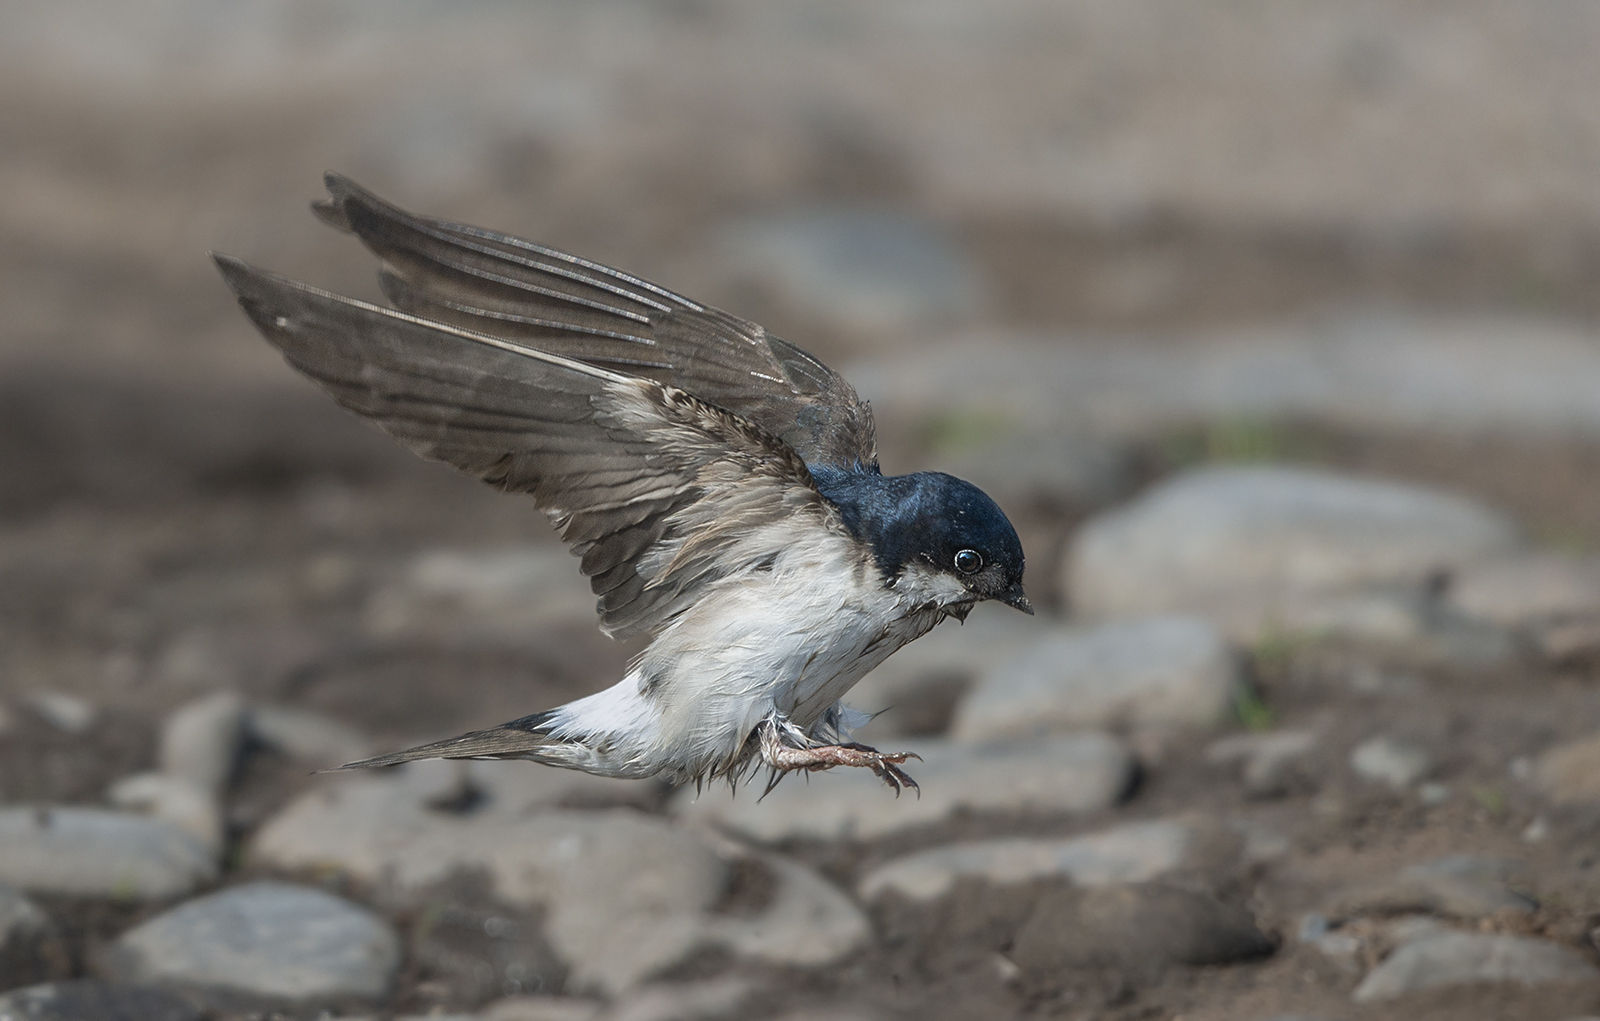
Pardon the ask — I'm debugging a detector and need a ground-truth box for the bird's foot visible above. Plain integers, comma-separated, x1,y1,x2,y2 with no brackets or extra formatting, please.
757,721,920,797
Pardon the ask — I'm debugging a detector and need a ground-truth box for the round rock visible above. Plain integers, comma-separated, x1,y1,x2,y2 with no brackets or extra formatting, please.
102,882,400,1003
1350,736,1432,789
0,808,216,900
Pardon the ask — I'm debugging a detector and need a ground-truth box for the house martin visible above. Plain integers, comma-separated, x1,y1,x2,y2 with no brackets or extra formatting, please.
213,174,1030,793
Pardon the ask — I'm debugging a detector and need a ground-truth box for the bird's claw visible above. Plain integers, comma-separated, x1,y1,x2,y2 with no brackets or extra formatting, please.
757,728,921,797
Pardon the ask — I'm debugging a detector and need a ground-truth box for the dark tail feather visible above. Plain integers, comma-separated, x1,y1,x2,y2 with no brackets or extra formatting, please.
326,711,560,771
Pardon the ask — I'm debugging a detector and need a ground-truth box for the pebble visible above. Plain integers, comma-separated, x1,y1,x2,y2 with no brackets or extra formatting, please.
1536,731,1600,804
101,881,401,1003
844,612,1037,740
1352,931,1599,1002
0,980,202,1021
107,774,224,857
951,616,1238,742
1333,855,1535,920
1349,736,1432,789
1010,883,1274,977
1066,466,1521,636
673,733,1133,842
0,808,216,900
857,819,1191,902
157,692,245,796
1205,729,1318,797
23,692,96,734
714,206,985,336
244,704,370,769
604,977,753,1021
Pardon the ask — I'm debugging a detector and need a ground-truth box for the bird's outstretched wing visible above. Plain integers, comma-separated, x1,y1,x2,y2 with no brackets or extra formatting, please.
214,255,839,641
312,173,878,471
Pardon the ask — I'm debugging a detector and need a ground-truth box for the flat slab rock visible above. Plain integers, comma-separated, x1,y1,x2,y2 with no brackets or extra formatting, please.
951,616,1238,741
0,808,216,900
672,733,1134,842
858,819,1192,902
1333,855,1535,920
1067,465,1520,631
0,980,202,1021
102,881,401,1003
1353,931,1599,1002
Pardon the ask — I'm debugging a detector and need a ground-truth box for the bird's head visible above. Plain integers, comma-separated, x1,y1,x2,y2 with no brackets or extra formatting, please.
826,469,1030,619
911,472,1031,618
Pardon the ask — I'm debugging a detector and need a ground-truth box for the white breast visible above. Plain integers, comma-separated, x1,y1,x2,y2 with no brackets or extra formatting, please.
546,525,964,781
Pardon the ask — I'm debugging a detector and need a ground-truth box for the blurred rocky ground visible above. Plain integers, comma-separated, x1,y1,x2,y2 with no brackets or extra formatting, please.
8,3,1600,1020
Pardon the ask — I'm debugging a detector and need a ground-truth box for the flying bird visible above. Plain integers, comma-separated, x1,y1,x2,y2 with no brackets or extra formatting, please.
214,174,1030,794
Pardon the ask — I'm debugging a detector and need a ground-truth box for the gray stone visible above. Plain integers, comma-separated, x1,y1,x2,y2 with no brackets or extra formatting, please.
604,977,753,1021
673,733,1132,842
364,545,597,642
244,705,370,769
1350,736,1432,789
858,819,1191,902
952,616,1238,742
1450,553,1600,628
1537,732,1600,804
714,206,984,336
0,980,202,1021
1206,729,1319,797
103,882,400,1003
1011,883,1274,977
844,611,1037,741
0,808,216,899
254,771,862,992
1066,466,1521,637
157,692,244,796
106,774,224,858
23,693,95,734
1352,931,1599,1002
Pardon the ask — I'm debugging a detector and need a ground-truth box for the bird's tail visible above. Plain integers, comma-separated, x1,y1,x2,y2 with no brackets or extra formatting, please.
327,711,563,771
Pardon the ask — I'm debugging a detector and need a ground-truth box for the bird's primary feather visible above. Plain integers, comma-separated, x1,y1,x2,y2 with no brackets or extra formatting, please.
313,173,877,471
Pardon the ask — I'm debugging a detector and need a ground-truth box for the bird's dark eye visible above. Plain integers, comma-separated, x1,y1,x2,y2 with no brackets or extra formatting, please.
954,549,983,574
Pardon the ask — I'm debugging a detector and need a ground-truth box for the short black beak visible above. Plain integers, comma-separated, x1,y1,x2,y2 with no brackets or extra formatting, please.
998,584,1034,615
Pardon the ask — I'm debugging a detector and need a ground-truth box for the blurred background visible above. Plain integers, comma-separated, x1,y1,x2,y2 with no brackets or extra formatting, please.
7,3,1600,1020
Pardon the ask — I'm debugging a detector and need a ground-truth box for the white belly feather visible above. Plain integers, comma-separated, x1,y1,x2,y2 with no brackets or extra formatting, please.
542,525,964,782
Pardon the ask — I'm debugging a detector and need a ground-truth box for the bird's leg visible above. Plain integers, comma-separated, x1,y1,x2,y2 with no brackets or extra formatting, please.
756,715,920,797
